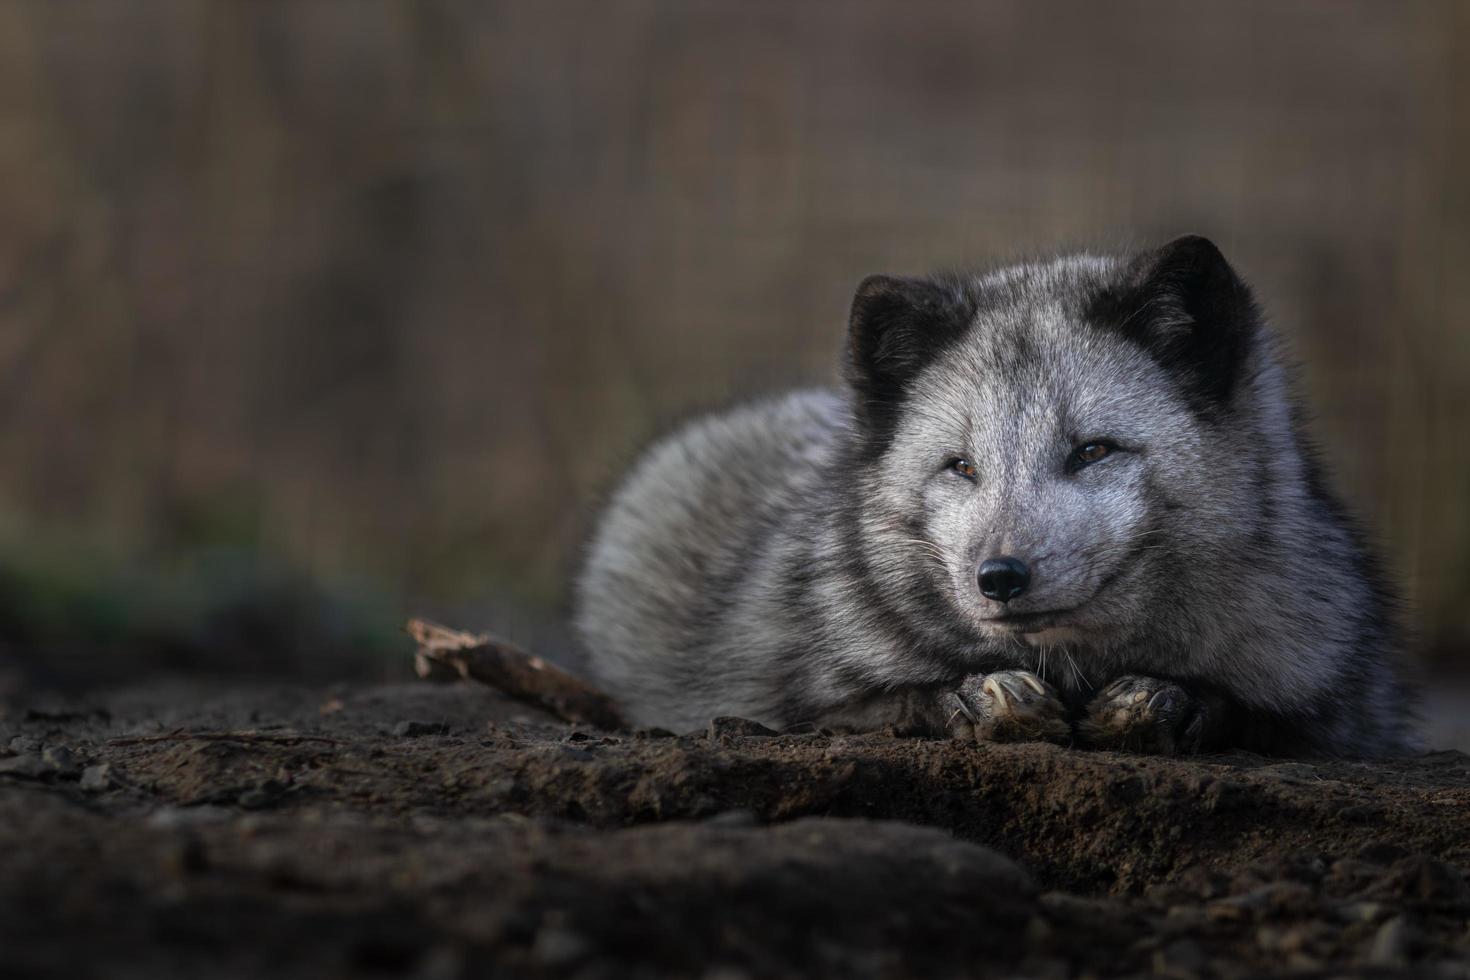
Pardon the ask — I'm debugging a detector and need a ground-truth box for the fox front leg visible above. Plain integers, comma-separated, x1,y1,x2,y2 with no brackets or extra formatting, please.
944,670,1071,744
1078,675,1213,755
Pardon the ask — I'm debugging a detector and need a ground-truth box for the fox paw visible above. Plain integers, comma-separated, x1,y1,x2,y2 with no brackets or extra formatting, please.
945,670,1071,744
1078,675,1206,755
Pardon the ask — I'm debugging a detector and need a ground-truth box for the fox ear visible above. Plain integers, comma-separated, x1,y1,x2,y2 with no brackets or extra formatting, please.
845,274,974,422
1103,235,1259,412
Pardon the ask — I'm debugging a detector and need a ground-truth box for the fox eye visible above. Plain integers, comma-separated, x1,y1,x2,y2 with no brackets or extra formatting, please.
1070,441,1115,469
948,458,978,480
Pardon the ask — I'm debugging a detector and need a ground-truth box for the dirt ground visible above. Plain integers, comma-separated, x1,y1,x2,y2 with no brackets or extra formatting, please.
3,678,1470,979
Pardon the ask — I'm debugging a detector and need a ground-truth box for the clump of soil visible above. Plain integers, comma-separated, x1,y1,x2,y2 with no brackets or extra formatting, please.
3,679,1469,978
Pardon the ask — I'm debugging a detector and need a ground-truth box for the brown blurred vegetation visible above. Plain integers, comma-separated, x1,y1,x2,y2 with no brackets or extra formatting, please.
0,1,1466,674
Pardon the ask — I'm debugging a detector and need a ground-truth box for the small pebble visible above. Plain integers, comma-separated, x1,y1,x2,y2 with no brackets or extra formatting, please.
41,745,81,778
1337,901,1389,924
79,763,114,792
237,779,288,809
7,735,42,755
1368,916,1409,966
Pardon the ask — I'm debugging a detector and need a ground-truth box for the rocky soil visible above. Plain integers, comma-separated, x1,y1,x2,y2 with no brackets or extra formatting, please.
3,679,1470,979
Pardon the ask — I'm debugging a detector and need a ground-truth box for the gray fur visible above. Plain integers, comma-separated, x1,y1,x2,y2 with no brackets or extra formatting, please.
575,237,1416,757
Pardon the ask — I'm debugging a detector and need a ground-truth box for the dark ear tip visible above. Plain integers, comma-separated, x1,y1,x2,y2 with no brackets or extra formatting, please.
1133,235,1238,289
1157,234,1228,266
852,274,903,304
1163,233,1219,251
849,274,916,330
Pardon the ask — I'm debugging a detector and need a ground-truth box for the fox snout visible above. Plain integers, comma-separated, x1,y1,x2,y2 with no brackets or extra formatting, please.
977,555,1031,602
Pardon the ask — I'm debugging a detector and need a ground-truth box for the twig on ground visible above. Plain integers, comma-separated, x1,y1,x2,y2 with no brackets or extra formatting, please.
406,618,629,731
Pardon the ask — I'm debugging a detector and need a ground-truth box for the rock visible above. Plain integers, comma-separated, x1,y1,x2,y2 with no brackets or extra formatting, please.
708,716,778,738
79,763,114,792
41,745,81,778
602,817,1037,968
1337,900,1390,924
1368,916,1409,966
7,735,42,755
237,779,288,809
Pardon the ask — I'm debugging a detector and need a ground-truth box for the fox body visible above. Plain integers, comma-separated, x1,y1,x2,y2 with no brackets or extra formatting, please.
575,237,1414,756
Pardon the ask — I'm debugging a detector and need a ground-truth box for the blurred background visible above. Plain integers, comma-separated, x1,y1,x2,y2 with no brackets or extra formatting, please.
0,2,1466,728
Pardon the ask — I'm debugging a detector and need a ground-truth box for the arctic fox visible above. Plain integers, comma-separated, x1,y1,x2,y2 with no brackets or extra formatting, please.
575,236,1414,756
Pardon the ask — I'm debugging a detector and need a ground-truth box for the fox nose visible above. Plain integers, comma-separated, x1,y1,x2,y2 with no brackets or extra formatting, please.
978,556,1030,602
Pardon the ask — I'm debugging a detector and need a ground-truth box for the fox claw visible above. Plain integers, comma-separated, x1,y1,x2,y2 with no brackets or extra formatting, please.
1078,674,1206,755
945,669,1071,744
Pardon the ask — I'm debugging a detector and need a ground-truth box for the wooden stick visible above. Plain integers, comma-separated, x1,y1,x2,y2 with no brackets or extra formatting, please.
406,618,629,731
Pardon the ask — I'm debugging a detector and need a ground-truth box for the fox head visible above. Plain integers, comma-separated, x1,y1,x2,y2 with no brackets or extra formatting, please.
842,236,1280,674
